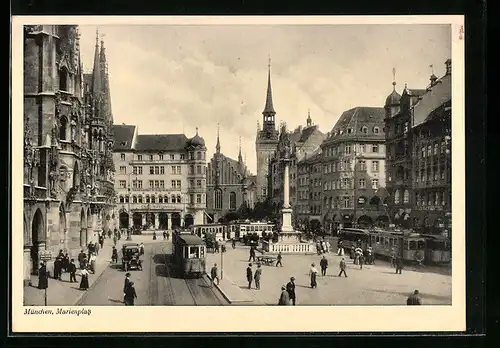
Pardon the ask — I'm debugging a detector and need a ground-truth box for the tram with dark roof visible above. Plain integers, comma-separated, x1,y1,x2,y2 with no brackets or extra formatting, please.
171,230,207,278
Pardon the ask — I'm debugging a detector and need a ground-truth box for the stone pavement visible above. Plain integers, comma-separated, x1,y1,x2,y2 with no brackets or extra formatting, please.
23,235,167,306
206,243,452,306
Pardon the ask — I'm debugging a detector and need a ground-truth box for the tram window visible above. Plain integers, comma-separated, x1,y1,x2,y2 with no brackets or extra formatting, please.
183,247,189,259
417,240,425,250
376,236,380,243
409,241,417,250
200,247,205,258
189,246,200,258
202,228,205,234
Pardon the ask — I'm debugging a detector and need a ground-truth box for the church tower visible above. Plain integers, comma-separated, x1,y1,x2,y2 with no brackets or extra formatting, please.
255,57,279,202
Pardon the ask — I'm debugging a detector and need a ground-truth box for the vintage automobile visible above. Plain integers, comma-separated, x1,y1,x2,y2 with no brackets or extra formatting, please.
122,243,143,271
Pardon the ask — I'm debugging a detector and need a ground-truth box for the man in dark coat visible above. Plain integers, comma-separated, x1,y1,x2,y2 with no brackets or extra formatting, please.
407,290,422,305
78,250,86,269
246,263,253,289
395,256,404,274
124,281,138,305
320,256,328,276
38,262,48,289
99,235,104,249
276,252,283,267
248,246,256,262
123,272,131,302
286,277,296,305
254,264,262,290
53,257,62,280
68,259,77,283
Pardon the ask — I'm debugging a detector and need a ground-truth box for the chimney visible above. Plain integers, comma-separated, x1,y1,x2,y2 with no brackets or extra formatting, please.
445,59,451,75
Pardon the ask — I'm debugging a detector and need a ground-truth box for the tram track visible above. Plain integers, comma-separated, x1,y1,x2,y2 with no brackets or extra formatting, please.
184,276,225,306
160,247,177,305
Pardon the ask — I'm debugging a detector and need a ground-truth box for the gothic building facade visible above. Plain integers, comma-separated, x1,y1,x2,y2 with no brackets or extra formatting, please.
206,127,256,223
23,26,117,285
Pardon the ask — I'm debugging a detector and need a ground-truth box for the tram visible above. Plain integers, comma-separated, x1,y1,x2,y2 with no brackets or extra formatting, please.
191,224,229,240
171,230,207,278
338,228,448,265
234,222,275,240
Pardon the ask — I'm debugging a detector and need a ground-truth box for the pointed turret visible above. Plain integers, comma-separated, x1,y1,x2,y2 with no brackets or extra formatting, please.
215,123,221,154
306,109,312,127
262,56,276,131
91,29,101,98
238,136,243,163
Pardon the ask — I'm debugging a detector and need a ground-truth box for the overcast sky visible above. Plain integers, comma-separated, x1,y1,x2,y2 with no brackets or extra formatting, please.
78,24,451,173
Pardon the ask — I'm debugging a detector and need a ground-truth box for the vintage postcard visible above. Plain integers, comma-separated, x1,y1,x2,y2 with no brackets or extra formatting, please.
12,15,465,333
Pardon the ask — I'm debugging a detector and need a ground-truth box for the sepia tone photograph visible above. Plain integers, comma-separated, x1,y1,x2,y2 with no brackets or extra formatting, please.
13,16,465,333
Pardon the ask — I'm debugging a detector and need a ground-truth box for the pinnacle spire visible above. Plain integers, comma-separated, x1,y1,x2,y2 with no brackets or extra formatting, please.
215,123,221,153
238,136,243,162
307,109,312,127
262,55,276,115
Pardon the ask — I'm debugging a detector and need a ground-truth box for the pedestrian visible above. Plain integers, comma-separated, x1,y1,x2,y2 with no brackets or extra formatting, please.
309,263,318,288
124,281,138,305
166,231,170,240
108,230,112,239
395,256,403,274
278,285,290,305
81,256,88,271
276,252,283,267
139,243,145,256
95,241,100,255
153,231,157,240
286,277,296,305
246,263,253,289
321,240,327,254
63,253,70,273
37,262,48,289
316,242,321,255
231,238,236,249
337,240,344,256
163,231,167,240
113,235,117,246
89,253,97,274
99,235,104,249
390,247,396,268
354,247,363,265
53,257,62,280
359,253,365,270
111,246,118,263
68,259,77,283
248,247,256,262
254,264,262,290
320,256,328,276
79,268,89,290
78,249,85,269
338,258,348,277
407,289,422,305
326,240,331,253
221,243,226,253
123,272,131,301
210,263,219,287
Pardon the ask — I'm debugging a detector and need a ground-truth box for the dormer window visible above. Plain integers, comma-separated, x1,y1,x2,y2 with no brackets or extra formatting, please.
361,126,368,134
347,128,353,134
373,127,380,134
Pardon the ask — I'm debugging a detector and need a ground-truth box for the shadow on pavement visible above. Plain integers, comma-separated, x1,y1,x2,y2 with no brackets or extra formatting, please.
108,298,124,304
367,288,451,301
153,254,167,264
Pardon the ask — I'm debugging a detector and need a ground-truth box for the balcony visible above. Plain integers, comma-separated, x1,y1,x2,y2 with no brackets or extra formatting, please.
59,140,73,153
127,187,181,192
186,202,206,209
187,187,206,193
24,185,48,200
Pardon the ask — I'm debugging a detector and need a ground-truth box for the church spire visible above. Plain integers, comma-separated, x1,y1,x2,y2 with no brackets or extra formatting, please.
215,123,221,154
238,136,243,163
91,28,101,97
262,55,276,115
392,67,397,91
306,109,312,127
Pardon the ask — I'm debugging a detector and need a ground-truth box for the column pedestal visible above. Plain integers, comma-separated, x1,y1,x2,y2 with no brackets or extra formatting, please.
154,213,160,229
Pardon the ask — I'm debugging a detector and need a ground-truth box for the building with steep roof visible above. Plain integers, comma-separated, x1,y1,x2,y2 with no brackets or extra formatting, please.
384,60,452,236
296,148,324,227
206,126,257,223
267,114,326,223
23,26,117,285
320,106,389,232
112,125,207,230
255,60,280,202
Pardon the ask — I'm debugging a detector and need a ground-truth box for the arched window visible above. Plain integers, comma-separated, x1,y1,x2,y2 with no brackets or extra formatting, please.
361,126,368,134
151,196,156,203
215,189,222,210
138,195,143,203
394,190,400,204
145,195,150,203
119,196,124,203
164,195,169,203
125,195,129,203
158,196,163,203
403,189,410,204
59,116,68,140
177,195,181,203
373,127,380,134
171,195,176,203
59,67,68,91
229,192,237,210
132,196,137,203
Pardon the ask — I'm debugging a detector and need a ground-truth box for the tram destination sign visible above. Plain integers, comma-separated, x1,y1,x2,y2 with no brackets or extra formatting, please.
39,250,52,261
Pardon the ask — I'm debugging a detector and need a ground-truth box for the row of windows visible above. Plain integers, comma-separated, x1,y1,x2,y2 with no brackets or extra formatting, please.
323,144,380,158
213,190,237,210
119,165,207,176
119,152,205,162
118,179,185,189
331,126,381,137
415,141,448,158
119,194,183,204
321,178,379,191
393,189,447,206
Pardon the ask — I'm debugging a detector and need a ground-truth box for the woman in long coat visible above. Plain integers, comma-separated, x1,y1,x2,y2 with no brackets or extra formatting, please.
124,281,138,305
37,262,48,289
79,268,89,290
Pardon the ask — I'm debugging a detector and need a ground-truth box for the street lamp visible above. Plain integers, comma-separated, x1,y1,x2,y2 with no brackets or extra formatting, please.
126,172,137,240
